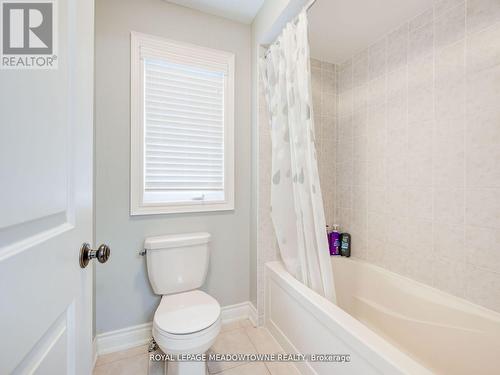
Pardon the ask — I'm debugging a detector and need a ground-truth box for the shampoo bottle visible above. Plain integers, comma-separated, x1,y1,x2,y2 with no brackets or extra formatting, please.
340,233,351,257
329,225,341,255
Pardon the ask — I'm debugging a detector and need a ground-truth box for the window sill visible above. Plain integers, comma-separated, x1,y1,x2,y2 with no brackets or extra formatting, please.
130,201,234,216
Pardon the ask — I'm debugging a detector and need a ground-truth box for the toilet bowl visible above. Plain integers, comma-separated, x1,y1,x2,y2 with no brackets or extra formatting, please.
144,233,220,375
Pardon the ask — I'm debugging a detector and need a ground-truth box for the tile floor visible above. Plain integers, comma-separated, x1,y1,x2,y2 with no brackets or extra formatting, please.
93,320,301,375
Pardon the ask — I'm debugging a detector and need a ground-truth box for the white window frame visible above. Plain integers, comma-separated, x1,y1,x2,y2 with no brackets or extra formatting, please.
130,32,235,215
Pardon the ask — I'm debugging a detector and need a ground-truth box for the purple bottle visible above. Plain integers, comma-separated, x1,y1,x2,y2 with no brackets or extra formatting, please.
329,225,341,256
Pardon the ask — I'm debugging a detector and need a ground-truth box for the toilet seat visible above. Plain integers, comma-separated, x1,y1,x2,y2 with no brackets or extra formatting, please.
152,290,221,356
154,290,221,335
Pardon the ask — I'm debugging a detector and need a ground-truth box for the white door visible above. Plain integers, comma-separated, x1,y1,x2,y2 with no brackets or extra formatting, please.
0,0,95,374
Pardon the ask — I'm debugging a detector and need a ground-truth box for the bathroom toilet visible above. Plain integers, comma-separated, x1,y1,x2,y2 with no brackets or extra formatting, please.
145,233,221,375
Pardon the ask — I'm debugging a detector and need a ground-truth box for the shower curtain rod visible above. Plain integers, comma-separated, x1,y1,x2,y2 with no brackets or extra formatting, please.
263,0,318,59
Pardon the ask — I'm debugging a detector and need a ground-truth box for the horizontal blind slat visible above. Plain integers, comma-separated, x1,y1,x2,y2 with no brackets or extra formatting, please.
146,65,224,84
146,113,223,127
146,78,222,97
145,105,223,121
146,161,222,168
146,70,223,89
146,138,222,150
146,122,223,136
146,88,222,104
146,99,222,114
146,129,223,141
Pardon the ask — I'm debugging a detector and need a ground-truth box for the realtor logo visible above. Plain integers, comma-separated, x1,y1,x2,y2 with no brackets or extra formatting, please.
1,0,57,69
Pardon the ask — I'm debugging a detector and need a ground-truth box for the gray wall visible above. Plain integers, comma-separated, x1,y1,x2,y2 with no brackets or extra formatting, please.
95,0,252,333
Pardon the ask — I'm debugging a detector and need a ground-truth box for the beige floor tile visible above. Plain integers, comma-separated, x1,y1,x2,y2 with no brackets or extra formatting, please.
219,362,270,375
93,324,295,375
245,327,282,355
265,361,301,375
95,345,148,367
148,351,165,375
93,353,149,375
207,328,257,374
220,319,252,333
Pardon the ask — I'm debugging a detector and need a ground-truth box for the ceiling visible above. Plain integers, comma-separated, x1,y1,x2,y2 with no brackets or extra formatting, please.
166,0,265,24
308,0,434,64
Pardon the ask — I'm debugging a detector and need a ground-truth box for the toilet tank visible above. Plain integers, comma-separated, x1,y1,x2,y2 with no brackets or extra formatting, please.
145,232,211,295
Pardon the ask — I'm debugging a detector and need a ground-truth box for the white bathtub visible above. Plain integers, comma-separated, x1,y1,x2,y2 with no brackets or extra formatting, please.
265,257,500,375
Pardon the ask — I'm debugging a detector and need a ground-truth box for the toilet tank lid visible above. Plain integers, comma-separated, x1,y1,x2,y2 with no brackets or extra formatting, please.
144,232,211,250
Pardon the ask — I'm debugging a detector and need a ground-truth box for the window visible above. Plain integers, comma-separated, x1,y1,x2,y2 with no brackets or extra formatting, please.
130,32,234,215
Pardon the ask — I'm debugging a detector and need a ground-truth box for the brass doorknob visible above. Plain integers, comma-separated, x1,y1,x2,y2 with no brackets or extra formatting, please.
79,243,111,268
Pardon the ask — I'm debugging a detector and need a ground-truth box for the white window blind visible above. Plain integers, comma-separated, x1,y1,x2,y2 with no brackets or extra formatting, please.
131,32,235,215
144,59,224,198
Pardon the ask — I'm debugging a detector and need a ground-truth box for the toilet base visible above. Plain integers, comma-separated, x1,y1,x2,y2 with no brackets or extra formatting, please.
165,359,207,375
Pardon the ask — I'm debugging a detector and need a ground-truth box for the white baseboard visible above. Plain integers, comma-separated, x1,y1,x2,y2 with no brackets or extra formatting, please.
248,302,258,327
96,300,258,356
96,322,153,356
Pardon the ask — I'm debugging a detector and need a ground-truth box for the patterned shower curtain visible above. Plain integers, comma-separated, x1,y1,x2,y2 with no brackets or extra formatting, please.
260,11,336,302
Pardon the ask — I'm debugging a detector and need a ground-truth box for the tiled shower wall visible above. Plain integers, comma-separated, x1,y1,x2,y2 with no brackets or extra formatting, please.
311,59,337,225
335,0,500,313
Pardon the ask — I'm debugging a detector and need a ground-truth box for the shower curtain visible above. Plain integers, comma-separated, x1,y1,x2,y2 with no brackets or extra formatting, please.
260,11,336,302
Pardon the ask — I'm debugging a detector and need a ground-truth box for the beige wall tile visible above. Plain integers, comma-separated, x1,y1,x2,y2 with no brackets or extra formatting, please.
338,90,353,119
433,223,465,260
386,187,409,217
433,127,465,188
466,21,500,73
432,257,467,297
467,0,500,34
384,243,409,274
435,40,465,122
353,135,367,161
466,264,500,312
387,66,408,100
410,8,434,30
367,75,387,108
406,218,433,250
407,187,433,221
434,0,465,18
337,60,353,94
352,51,368,87
434,2,465,48
466,65,500,189
408,55,434,124
387,23,409,72
353,159,368,186
466,188,500,228
409,22,434,61
368,38,387,80
386,215,409,248
434,188,465,226
465,225,500,273
406,249,435,285
353,85,367,112
367,211,387,242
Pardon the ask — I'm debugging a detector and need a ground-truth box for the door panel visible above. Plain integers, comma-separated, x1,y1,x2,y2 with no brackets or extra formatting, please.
0,0,94,373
